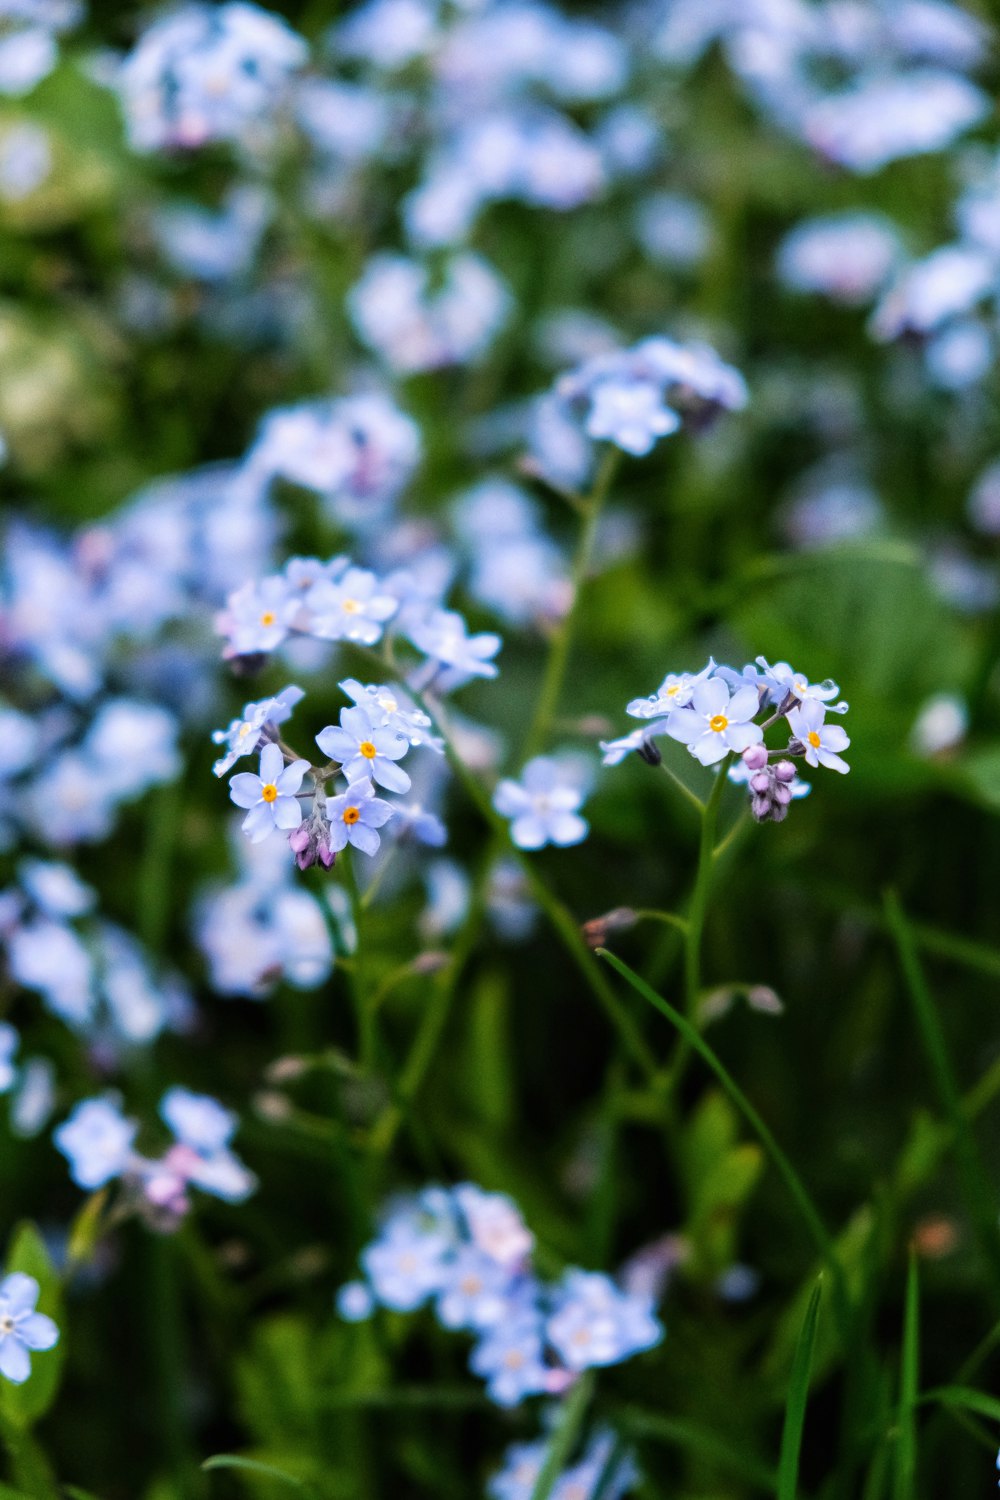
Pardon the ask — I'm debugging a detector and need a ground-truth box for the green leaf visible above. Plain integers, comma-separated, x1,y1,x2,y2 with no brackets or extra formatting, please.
0,1224,64,1429
777,1280,823,1500
202,1454,311,1491
893,1255,920,1500
919,1384,1000,1425
528,1372,595,1500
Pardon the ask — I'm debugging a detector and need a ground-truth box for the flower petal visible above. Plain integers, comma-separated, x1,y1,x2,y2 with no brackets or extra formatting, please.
272,796,304,830
0,1337,30,1384
348,823,381,856
259,742,284,783
242,802,276,843
17,1313,58,1352
372,760,411,794
228,773,262,810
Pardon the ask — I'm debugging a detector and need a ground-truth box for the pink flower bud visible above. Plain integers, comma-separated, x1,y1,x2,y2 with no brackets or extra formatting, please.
743,744,768,771
774,761,796,783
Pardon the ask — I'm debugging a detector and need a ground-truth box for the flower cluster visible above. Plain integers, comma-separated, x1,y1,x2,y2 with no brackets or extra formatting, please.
336,1183,664,1408
117,2,308,153
216,675,449,867
54,1088,255,1230
216,552,501,683
531,336,747,477
604,657,850,821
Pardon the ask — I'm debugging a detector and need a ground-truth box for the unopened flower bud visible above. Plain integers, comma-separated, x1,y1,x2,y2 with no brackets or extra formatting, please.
742,744,768,771
750,771,771,794
774,760,796,783
773,782,793,805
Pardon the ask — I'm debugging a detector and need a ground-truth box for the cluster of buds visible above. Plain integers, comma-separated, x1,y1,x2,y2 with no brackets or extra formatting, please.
741,746,799,823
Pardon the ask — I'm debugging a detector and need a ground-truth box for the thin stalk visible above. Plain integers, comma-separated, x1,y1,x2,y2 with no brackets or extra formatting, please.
343,856,376,1071
684,761,730,1018
658,757,705,815
528,1372,596,1500
522,447,619,760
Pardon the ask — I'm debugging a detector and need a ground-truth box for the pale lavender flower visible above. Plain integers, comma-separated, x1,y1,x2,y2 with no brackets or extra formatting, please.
229,742,310,843
546,1269,662,1371
212,685,305,777
666,678,763,765
315,707,411,793
787,701,851,774
493,757,589,850
627,660,716,719
306,567,398,645
585,379,680,456
339,679,439,750
469,1311,550,1407
54,1097,136,1189
220,575,300,657
407,608,501,679
0,1274,58,1385
327,778,394,857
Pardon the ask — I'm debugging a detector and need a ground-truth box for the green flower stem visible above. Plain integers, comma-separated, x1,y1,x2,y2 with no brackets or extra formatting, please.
522,446,619,761
528,1370,596,1500
684,758,730,1019
342,854,376,1072
658,757,705,816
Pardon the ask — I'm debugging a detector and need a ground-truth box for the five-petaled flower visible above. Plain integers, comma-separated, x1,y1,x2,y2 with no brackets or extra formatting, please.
788,700,851,774
666,678,764,765
316,707,412,792
229,742,311,843
0,1274,59,1385
327,778,395,856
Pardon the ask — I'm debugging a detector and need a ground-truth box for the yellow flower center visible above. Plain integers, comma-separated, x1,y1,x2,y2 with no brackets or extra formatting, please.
341,597,361,614
709,713,729,733
261,783,278,804
343,805,361,825
666,683,680,696
359,741,377,760
259,610,276,627
807,730,821,749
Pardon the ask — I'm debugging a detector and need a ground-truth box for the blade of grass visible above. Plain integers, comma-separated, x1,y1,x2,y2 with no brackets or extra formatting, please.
884,891,1000,1303
919,1384,1000,1424
892,1254,920,1500
778,1279,823,1500
529,1371,596,1500
597,947,850,1334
